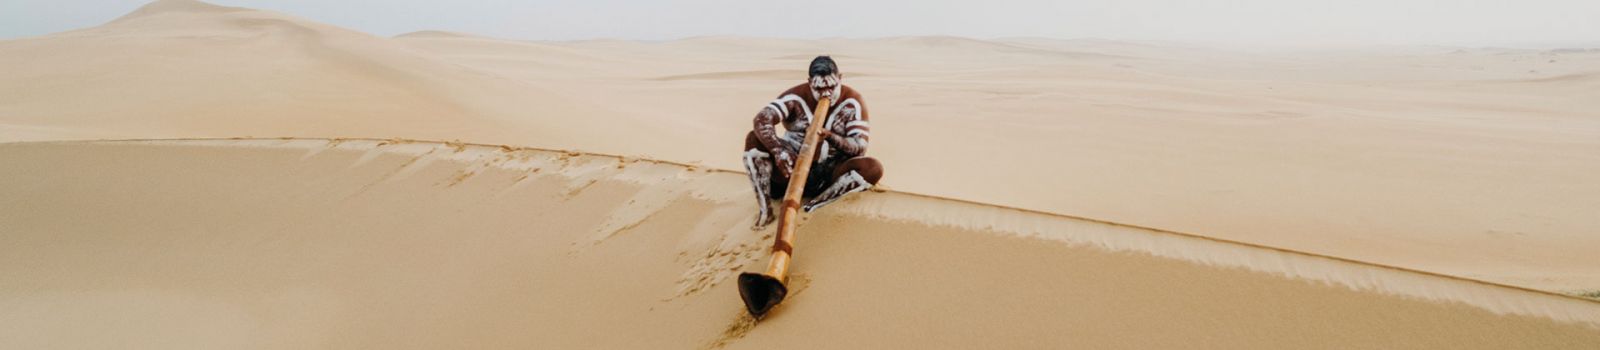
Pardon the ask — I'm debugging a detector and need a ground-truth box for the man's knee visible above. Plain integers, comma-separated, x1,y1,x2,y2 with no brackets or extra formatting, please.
744,131,764,152
839,157,883,185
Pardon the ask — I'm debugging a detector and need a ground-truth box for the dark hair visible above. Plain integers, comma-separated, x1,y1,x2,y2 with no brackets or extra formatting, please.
808,55,837,77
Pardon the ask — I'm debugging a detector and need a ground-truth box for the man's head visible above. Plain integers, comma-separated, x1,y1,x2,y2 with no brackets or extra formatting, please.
808,55,842,101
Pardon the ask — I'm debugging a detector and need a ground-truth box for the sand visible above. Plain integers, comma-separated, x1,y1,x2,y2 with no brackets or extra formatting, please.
2,0,1599,347
1,139,1598,349
3,1,1596,293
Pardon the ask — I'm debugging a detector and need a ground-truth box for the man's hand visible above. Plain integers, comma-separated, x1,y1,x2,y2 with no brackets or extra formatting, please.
812,128,851,144
775,151,795,178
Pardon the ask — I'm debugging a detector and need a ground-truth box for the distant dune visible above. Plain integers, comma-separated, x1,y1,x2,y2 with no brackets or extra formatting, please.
393,30,479,39
0,0,634,154
1508,71,1600,84
652,69,802,81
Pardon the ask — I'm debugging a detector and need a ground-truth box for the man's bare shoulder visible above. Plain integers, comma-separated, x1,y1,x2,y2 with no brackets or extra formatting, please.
839,85,864,101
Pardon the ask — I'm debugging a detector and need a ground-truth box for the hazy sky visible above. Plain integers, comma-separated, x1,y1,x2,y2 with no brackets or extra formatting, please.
3,0,1597,47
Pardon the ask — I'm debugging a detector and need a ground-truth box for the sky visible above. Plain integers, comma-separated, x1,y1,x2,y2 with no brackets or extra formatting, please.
2,0,1598,47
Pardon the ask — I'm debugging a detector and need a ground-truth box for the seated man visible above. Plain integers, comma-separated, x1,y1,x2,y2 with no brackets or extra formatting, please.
743,56,884,229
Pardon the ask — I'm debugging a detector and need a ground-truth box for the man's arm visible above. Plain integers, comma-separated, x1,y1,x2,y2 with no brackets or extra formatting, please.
824,99,870,156
754,99,796,177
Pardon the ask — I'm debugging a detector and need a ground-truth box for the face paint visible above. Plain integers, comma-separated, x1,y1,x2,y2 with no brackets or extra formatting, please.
809,74,841,102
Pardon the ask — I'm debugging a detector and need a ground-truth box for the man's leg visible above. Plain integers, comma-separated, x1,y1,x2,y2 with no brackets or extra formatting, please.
744,131,781,229
802,156,883,212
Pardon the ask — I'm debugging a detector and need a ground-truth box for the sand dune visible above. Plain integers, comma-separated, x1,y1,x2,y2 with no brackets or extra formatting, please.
1,138,1598,349
2,0,1598,309
0,0,671,158
391,24,1600,295
393,30,479,39
1507,71,1600,85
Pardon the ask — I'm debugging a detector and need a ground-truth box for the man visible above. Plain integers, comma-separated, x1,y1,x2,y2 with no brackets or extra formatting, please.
743,56,884,229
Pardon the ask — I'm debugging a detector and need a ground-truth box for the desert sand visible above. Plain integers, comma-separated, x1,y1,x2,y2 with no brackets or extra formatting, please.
2,0,1598,348
2,139,1598,349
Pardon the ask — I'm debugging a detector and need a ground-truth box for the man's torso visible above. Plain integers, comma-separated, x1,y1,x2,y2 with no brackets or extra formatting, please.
764,84,869,163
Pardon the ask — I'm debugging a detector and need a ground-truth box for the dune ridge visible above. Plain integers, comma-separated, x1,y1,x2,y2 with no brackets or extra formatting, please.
17,137,1600,325
111,0,248,22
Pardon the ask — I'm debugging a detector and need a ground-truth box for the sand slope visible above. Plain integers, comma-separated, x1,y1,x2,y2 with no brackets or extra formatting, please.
1,139,1597,349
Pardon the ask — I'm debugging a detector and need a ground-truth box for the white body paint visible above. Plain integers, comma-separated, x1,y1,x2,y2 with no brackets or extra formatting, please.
803,170,872,213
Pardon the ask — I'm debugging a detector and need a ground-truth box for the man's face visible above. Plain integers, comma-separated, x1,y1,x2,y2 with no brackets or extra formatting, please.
809,74,842,101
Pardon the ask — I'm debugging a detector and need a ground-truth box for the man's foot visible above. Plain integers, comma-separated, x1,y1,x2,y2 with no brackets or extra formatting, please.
802,170,870,213
748,209,774,231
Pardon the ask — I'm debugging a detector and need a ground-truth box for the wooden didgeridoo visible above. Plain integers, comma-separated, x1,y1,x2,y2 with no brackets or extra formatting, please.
737,96,832,318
